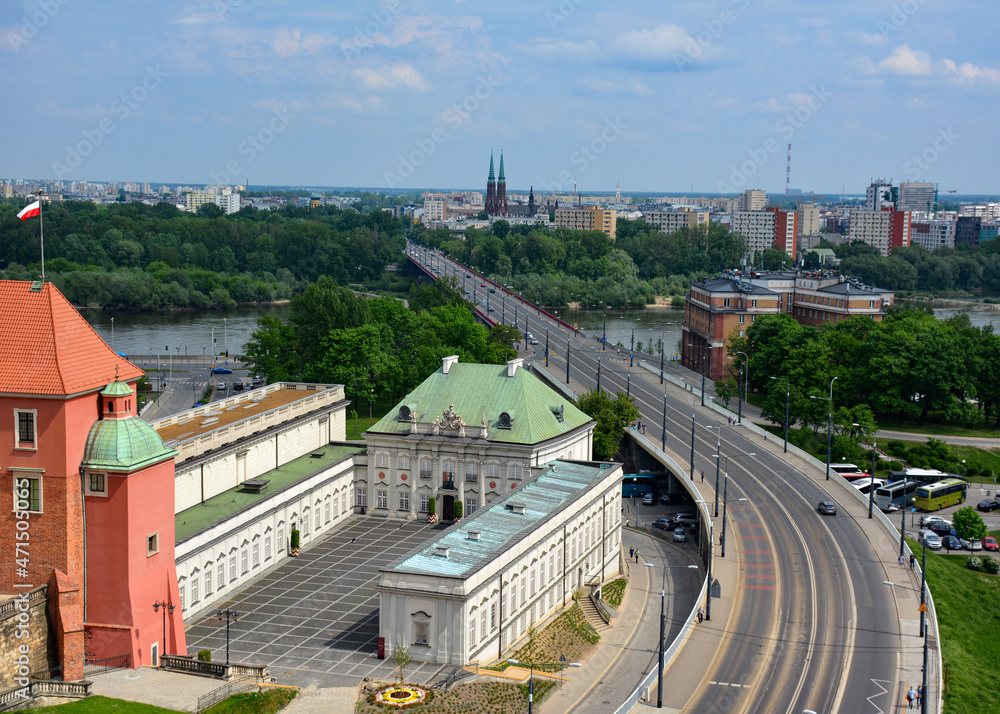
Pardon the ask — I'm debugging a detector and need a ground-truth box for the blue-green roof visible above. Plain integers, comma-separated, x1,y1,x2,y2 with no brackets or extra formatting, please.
81,417,178,472
385,460,618,579
368,362,591,444
100,379,133,397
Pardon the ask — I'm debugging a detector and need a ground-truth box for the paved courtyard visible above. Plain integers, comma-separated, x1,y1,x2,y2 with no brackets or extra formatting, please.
185,517,452,689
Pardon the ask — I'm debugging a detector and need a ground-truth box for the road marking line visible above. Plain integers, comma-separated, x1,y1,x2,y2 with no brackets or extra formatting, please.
866,678,890,713
744,584,776,590
708,681,749,688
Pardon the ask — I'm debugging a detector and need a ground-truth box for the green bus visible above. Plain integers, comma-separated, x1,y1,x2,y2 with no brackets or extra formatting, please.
913,478,967,512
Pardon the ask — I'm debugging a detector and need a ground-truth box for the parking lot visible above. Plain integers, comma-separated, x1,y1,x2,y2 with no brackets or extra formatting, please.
184,517,451,689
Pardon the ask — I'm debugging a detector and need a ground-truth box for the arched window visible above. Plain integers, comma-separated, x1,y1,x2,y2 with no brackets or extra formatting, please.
398,454,410,471
509,463,522,480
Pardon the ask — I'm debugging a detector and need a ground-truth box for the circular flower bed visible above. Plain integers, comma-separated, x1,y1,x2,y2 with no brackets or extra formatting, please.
371,684,432,708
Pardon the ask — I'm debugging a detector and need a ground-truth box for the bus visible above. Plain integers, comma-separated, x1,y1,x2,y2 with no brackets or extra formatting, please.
830,463,868,482
851,478,886,496
887,468,949,486
874,480,920,512
913,478,968,512
622,474,656,499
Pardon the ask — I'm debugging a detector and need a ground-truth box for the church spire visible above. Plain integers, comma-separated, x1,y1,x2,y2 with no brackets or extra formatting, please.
488,152,495,183
498,151,505,182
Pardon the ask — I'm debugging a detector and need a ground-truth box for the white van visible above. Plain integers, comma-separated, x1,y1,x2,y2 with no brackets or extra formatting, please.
851,477,886,495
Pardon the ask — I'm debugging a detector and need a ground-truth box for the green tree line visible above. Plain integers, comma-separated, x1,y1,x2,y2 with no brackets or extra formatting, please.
243,277,518,405
0,198,405,309
835,240,1000,294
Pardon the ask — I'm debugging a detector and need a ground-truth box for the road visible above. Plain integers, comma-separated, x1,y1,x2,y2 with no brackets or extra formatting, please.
409,243,903,713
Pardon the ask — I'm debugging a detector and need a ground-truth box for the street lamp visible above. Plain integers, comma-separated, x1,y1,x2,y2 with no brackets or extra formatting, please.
884,540,929,714
369,389,375,425
217,608,240,665
151,600,175,665
507,658,581,714
770,376,790,453
712,452,754,558
644,563,698,708
853,421,879,519
809,376,838,480
693,500,714,622
735,351,749,424
704,425,722,518
110,316,115,353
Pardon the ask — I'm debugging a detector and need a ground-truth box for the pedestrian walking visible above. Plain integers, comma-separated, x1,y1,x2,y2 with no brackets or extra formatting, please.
630,547,634,559
697,606,705,623
898,554,906,569
642,424,646,434
907,686,916,708
701,470,705,482
634,549,640,563
916,686,922,705
910,553,917,570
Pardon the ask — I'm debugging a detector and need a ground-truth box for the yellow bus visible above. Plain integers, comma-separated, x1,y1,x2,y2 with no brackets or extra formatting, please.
913,478,967,512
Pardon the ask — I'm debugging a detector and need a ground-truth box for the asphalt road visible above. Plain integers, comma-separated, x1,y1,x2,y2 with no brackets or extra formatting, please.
410,244,902,714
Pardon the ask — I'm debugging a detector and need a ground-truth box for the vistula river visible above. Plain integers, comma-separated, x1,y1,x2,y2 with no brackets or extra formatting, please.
80,301,1000,363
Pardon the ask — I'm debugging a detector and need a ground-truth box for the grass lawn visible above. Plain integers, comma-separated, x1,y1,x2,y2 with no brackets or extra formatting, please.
345,398,394,439
201,688,297,714
917,538,1000,713
879,418,1000,439
28,696,182,713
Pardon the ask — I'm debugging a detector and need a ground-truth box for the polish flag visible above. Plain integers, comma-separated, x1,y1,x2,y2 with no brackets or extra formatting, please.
17,201,41,220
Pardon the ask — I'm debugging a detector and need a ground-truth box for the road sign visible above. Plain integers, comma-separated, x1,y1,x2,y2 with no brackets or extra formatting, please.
919,603,927,612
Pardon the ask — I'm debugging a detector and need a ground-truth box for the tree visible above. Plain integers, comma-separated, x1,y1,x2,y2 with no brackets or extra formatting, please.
715,378,738,409
393,639,411,683
576,388,640,460
952,506,987,542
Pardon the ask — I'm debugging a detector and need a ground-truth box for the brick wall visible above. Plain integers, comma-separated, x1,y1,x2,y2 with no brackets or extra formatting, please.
0,586,56,687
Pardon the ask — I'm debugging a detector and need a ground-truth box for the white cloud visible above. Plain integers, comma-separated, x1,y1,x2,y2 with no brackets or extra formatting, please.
353,63,430,91
939,58,1000,84
521,39,600,63
877,44,932,76
271,28,337,57
847,30,886,47
582,78,652,96
608,24,708,66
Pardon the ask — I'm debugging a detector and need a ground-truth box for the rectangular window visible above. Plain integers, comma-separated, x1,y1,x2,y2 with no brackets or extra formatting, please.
467,498,477,515
314,508,320,530
739,314,745,324
511,579,518,611
420,459,432,479
252,541,260,568
325,500,331,523
277,529,284,555
229,555,237,581
420,494,429,513
179,585,185,611
87,473,106,496
13,476,42,513
480,609,487,639
218,563,225,589
465,462,478,483
520,576,526,605
191,576,199,604
723,298,731,307
147,532,159,557
469,618,476,647
204,569,213,596
15,409,36,448
264,536,272,561
375,453,388,468
398,455,410,471
356,488,367,508
341,492,347,513
509,464,522,480
399,491,410,511
491,602,497,631
530,569,536,597
376,490,388,509
487,463,499,479
241,548,248,574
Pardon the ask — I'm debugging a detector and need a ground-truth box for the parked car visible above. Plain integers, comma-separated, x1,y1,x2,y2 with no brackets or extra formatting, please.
642,492,656,506
672,527,687,543
212,367,232,374
920,515,951,528
928,521,955,538
817,500,837,516
489,288,495,293
943,535,963,550
977,498,1000,512
961,538,983,551
652,518,672,531
919,531,942,550
983,536,999,552
672,513,698,527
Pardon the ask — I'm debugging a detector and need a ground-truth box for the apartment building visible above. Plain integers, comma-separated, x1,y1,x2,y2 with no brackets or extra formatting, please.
848,209,911,256
729,208,797,262
554,205,617,240
911,221,955,250
643,208,708,233
897,183,937,213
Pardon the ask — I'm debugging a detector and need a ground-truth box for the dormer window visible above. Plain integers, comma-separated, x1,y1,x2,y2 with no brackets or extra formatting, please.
497,412,513,430
398,405,412,422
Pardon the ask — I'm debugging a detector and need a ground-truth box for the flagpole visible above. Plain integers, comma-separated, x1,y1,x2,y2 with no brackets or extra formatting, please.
38,189,45,282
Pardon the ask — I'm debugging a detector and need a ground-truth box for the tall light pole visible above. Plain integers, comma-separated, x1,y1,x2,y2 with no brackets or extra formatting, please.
810,376,838,480
854,421,878,519
111,316,115,353
602,313,606,351
689,413,696,484
152,600,175,665
704,425,722,518
700,354,707,407
718,453,753,558
661,394,667,453
507,658,580,714
659,335,665,384
771,376,790,453
644,563,698,708
217,608,239,665
735,351,749,424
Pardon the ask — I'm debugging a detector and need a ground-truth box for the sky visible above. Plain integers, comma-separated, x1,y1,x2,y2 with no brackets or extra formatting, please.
1,0,997,195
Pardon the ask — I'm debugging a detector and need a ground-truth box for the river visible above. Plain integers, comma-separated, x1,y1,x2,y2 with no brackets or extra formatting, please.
82,302,1000,362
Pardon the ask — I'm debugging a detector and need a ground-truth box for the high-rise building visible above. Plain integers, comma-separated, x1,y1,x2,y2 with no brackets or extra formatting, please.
798,204,821,236
643,208,707,234
737,189,766,212
865,180,896,211
553,205,617,239
423,198,447,223
956,216,983,247
897,182,937,213
729,208,797,262
848,209,910,256
911,221,955,251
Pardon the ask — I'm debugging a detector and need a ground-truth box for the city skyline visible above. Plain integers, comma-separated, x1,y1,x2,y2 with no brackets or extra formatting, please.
2,1,998,193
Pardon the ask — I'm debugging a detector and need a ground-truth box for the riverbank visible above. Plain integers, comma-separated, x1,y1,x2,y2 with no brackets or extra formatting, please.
899,295,1000,311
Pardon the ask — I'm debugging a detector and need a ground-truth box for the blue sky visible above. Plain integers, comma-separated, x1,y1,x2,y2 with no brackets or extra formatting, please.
2,0,997,194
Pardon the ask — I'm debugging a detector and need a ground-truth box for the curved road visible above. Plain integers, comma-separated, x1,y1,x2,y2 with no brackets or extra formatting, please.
410,244,902,713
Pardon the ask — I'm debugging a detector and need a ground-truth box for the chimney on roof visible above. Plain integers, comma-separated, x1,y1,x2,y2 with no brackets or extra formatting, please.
442,355,459,374
506,358,523,378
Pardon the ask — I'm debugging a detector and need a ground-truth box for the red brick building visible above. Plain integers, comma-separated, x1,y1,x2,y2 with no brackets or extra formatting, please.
0,281,183,681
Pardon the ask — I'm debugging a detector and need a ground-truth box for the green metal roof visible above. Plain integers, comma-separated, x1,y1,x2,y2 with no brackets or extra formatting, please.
385,460,618,579
81,417,178,472
367,362,592,444
100,379,134,397
175,444,365,542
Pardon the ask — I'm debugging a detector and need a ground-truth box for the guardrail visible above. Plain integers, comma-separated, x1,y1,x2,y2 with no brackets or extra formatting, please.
0,680,92,711
84,653,132,676
196,679,257,712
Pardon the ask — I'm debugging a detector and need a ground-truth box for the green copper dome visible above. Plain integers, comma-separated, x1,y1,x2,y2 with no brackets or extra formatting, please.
82,417,177,472
101,379,134,397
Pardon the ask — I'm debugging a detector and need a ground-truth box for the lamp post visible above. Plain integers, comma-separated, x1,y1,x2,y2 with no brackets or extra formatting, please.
602,313,606,351
734,351,748,424
644,563,698,708
596,357,601,394
507,658,581,714
659,335,665,384
704,425,722,518
770,376,790,453
853,421,878,519
810,376,838,480
111,317,115,353
700,354,707,407
661,394,667,453
713,452,753,558
694,501,714,622
151,600,175,665
369,388,375,424
217,608,240,665
689,413,696,484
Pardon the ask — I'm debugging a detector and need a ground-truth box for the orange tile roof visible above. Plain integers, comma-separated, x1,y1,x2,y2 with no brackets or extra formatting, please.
0,280,144,396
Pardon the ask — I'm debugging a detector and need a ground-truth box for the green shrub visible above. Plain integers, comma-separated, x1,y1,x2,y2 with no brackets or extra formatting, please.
197,649,211,662
454,501,464,519
290,529,300,550
983,557,1000,575
966,556,982,571
602,578,627,609
427,497,436,516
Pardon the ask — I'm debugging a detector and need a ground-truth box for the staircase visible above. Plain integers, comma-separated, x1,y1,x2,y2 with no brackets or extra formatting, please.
579,594,611,632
